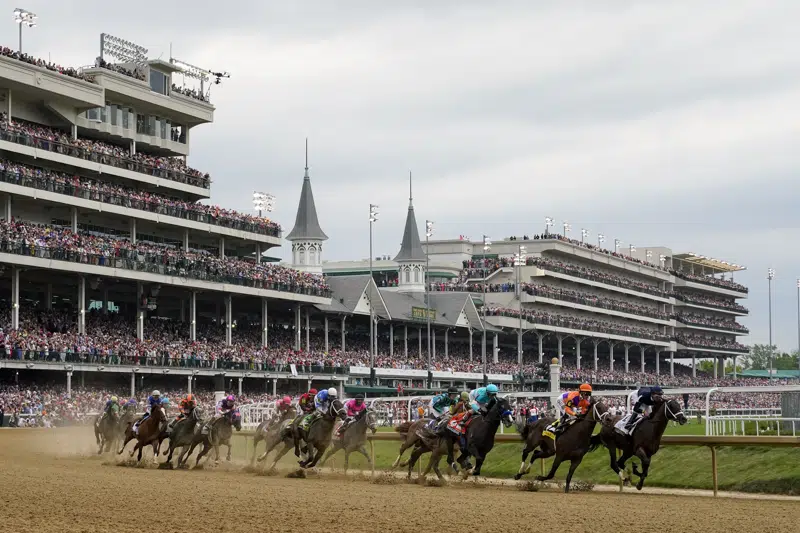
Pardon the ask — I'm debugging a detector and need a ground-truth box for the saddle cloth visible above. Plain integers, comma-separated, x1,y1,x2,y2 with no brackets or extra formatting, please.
447,412,469,435
614,414,643,436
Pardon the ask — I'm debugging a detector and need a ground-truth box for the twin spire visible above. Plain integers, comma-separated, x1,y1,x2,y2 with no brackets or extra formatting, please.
393,171,427,263
286,138,328,242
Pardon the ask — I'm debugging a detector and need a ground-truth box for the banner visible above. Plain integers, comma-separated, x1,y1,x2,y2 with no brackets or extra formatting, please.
411,306,436,321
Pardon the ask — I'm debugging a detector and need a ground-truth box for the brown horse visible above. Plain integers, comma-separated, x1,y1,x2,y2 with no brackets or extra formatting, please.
390,418,432,470
534,398,611,492
250,409,296,467
589,398,687,490
95,411,121,454
513,415,556,480
118,406,167,463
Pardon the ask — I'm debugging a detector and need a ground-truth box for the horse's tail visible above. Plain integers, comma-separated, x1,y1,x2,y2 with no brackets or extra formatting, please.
588,433,604,453
395,421,413,435
519,423,529,441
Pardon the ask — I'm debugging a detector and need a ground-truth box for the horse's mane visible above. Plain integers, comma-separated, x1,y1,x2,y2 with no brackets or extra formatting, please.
395,421,413,434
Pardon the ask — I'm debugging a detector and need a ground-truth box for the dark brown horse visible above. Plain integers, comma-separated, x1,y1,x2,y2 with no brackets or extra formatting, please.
295,400,346,469
118,406,167,463
189,408,242,467
389,418,433,471
534,398,611,492
589,398,687,490
95,411,120,454
513,415,556,480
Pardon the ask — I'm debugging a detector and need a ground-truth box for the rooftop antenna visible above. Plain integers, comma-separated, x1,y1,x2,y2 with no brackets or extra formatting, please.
304,138,309,178
409,170,413,206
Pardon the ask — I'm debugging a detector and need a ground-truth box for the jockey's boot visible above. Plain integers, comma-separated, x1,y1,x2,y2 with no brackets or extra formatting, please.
625,413,639,432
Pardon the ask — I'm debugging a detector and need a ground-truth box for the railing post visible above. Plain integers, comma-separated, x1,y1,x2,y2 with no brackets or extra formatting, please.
370,439,375,480
710,446,718,497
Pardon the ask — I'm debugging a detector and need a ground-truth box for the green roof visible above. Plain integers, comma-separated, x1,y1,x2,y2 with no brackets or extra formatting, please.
726,369,800,378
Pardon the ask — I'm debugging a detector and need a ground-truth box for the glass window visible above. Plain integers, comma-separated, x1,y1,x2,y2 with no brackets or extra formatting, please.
122,109,130,129
86,108,100,121
147,116,155,136
149,70,167,95
309,248,316,265
299,249,305,265
109,105,118,126
414,269,419,283
100,105,108,123
136,114,145,134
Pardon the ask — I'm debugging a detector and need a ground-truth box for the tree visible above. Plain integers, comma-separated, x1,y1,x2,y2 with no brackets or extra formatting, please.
697,360,715,373
743,344,799,371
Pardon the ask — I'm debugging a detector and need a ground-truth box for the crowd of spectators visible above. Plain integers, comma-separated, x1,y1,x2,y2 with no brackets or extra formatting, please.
522,283,668,320
94,57,146,81
1,46,88,81
675,334,748,353
673,271,747,293
674,290,748,313
485,306,670,342
526,257,667,297
0,219,329,296
675,313,749,333
171,84,208,102
0,158,281,237
0,115,211,189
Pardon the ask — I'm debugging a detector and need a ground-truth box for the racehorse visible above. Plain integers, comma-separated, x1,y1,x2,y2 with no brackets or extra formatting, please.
394,425,459,483
189,408,242,467
162,408,202,469
589,398,687,490
534,397,611,492
294,399,346,469
118,406,167,463
439,396,514,478
320,408,378,473
257,419,299,471
250,408,296,467
390,418,433,471
95,411,120,454
513,415,556,480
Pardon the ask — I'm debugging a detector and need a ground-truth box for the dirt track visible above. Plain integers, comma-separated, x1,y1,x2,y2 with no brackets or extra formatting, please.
1,428,799,533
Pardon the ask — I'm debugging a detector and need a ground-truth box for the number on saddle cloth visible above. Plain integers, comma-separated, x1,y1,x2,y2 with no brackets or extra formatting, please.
614,414,639,436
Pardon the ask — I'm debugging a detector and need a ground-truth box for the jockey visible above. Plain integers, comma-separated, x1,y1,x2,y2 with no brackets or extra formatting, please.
202,395,235,435
625,385,664,431
458,384,499,429
271,396,294,424
429,386,459,421
314,387,338,416
450,391,471,416
337,394,366,435
133,390,162,434
553,384,592,435
298,388,318,414
167,394,196,433
102,396,120,421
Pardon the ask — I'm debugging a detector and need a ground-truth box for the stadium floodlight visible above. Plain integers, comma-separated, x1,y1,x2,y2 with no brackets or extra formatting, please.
252,192,275,217
369,204,379,223
515,245,527,266
646,250,653,261
659,254,666,267
767,268,775,280
170,57,211,84
580,228,589,243
425,220,434,238
629,244,636,254
597,234,605,248
13,8,36,53
614,238,622,251
483,235,492,252
101,33,148,66
563,221,571,235
544,217,553,235
768,268,775,378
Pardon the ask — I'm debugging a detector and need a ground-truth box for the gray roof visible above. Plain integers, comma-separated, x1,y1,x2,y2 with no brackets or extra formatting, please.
315,275,389,317
393,186,426,262
378,290,483,330
286,144,328,242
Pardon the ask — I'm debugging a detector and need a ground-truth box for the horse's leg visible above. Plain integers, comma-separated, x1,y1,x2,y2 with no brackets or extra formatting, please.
250,435,262,465
563,456,585,493
392,437,413,469
514,444,534,480
151,441,159,464
406,446,422,479
226,441,232,462
270,442,292,470
306,445,325,469
617,448,634,483
342,450,350,474
135,442,143,462
536,453,563,482
319,443,339,468
606,443,624,480
632,448,651,491
195,442,210,467
357,445,372,470
444,436,458,472
418,447,438,484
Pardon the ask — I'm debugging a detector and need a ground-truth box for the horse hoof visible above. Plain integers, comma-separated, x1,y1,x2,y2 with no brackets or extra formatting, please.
514,474,522,480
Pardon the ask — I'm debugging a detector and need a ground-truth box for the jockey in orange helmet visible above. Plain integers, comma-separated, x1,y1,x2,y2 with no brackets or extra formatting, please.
553,384,592,435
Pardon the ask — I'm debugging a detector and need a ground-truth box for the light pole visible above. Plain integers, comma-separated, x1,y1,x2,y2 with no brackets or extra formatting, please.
581,229,589,244
425,220,434,375
544,217,553,236
768,268,774,379
516,245,527,367
13,8,36,53
563,221,571,236
614,239,622,253
646,250,653,264
597,234,605,249
369,204,379,385
482,235,491,379
629,244,636,256
252,191,275,218
797,279,800,371
659,254,667,269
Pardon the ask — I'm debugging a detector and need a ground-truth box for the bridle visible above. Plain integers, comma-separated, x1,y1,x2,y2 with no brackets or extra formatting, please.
664,400,685,421
589,400,610,424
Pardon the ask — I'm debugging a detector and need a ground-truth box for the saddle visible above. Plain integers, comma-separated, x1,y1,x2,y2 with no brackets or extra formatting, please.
446,412,471,435
614,414,643,436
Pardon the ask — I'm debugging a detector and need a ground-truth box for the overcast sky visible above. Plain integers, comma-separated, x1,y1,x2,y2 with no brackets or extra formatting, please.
6,1,800,351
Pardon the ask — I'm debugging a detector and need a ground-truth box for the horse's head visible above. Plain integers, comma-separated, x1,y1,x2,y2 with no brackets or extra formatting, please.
494,396,515,428
588,398,612,427
364,408,378,434
330,399,346,421
664,398,687,425
153,405,167,423
229,408,242,431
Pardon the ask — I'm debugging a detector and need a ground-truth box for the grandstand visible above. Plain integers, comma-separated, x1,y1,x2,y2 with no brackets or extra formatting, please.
0,34,760,404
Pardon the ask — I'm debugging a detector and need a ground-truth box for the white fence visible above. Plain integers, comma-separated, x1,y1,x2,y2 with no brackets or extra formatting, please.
707,416,800,437
238,402,276,431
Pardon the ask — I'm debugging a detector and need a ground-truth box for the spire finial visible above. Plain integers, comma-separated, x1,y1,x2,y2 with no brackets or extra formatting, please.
304,138,309,179
409,170,413,207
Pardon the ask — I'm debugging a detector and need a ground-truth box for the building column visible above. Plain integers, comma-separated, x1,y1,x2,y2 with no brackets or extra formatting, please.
445,329,449,358
11,266,20,330
389,323,394,357
432,328,437,360
593,340,599,372
418,328,422,357
71,124,77,140
271,378,277,396
404,325,408,358
732,355,737,378
481,330,487,364
190,291,197,341
609,343,615,372
78,276,86,335
575,338,582,370
670,351,675,377
492,333,498,364
324,316,329,353
183,229,189,252
294,306,301,351
45,283,52,310
187,375,193,395
624,344,630,373
238,377,243,396
692,355,696,378
557,335,563,365
225,294,232,346
130,218,137,244
66,371,73,398
655,350,661,375
219,237,225,259
136,282,145,341
538,335,544,364
130,373,136,398
640,346,646,373
71,207,78,232
255,243,261,264
713,357,718,380
469,329,474,362
261,298,268,347
305,308,310,352
3,194,11,222
340,316,346,354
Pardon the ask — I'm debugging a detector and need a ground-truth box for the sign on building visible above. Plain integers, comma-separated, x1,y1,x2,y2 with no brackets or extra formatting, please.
411,307,436,321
